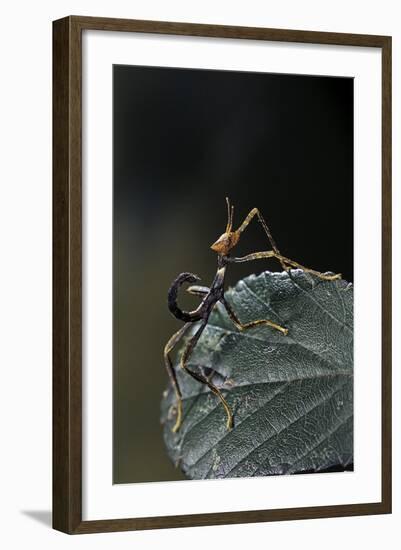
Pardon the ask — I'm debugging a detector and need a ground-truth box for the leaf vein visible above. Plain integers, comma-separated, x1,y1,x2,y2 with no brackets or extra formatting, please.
218,379,351,478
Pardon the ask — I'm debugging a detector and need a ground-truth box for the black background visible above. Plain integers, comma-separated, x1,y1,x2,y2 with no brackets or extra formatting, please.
113,64,353,483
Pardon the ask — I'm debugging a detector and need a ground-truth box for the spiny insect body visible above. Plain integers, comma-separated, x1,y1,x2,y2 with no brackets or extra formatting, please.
164,198,340,433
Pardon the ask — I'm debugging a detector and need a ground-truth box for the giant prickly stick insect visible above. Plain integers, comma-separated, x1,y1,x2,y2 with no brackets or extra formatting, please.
164,198,341,433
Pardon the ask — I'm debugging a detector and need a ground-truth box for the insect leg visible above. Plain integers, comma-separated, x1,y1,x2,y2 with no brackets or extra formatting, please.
227,250,341,281
226,250,276,263
180,318,233,430
276,254,342,281
221,297,288,335
186,285,210,297
164,322,192,433
236,208,287,270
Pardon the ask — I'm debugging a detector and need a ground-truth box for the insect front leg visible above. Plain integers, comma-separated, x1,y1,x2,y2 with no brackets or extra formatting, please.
227,250,341,281
179,318,234,431
275,254,342,281
236,208,287,270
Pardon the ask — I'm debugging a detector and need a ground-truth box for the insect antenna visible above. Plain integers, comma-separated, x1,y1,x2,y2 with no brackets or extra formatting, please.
225,197,234,232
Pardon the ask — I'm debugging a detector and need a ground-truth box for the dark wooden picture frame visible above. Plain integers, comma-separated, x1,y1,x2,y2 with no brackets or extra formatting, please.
53,15,392,534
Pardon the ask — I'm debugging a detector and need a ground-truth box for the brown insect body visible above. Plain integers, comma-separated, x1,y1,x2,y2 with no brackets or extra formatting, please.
165,198,341,433
211,231,240,255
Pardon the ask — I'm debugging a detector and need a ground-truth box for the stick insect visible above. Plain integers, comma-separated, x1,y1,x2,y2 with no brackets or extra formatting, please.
164,198,341,433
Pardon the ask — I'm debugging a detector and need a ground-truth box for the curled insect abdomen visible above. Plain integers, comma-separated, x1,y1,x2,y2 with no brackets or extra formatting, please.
168,272,204,322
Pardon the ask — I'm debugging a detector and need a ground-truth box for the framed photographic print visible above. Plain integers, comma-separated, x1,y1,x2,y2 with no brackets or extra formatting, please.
53,16,392,534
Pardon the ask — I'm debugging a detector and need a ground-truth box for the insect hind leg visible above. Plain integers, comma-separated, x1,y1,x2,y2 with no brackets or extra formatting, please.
180,319,233,430
164,323,192,433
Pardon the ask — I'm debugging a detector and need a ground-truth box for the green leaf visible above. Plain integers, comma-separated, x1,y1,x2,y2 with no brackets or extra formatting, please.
161,269,353,479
